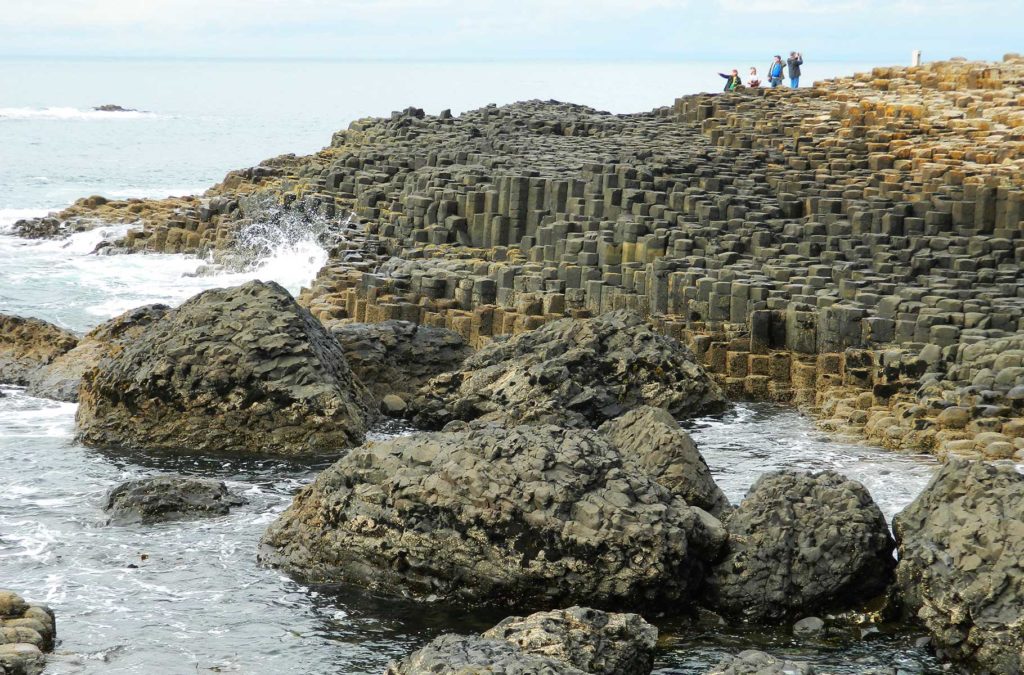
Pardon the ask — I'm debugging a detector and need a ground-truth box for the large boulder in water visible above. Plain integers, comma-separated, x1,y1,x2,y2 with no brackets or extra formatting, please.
259,422,726,611
893,460,1024,674
598,406,730,517
410,310,724,429
329,320,470,402
0,314,78,387
385,634,584,675
26,304,169,402
703,470,895,622
104,475,246,525
76,280,375,457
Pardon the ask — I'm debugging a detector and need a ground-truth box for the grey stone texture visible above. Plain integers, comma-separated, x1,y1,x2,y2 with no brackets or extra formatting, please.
0,590,55,675
893,459,1024,674
704,470,895,621
103,475,246,525
707,650,815,675
0,314,78,387
410,310,724,429
259,422,726,611
76,280,375,457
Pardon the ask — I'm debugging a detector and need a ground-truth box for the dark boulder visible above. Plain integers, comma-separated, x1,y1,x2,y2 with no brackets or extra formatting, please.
76,280,374,457
0,314,78,387
329,320,470,403
893,460,1024,674
104,475,245,525
410,310,724,429
704,470,895,622
598,406,730,517
259,422,726,611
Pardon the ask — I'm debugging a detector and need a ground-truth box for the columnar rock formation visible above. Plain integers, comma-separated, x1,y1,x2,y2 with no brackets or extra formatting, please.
16,57,1021,459
0,590,55,675
0,314,78,387
76,280,374,456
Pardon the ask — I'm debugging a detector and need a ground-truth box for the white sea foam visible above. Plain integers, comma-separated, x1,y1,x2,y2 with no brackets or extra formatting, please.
0,106,157,121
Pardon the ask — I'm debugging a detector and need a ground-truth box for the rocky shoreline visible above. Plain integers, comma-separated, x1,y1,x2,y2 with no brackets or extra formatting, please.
2,57,1023,673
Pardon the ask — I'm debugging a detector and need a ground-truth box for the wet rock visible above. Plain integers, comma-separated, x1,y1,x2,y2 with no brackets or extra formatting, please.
329,320,471,402
104,475,246,525
598,406,730,516
0,591,55,675
385,634,585,674
0,314,78,387
708,650,815,674
893,460,1024,674
792,616,826,639
260,422,726,611
704,470,895,622
76,280,375,457
26,304,169,402
93,104,136,112
411,311,724,430
482,606,657,675
380,394,407,416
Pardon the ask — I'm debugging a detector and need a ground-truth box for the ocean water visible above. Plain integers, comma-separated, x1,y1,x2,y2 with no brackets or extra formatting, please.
0,58,940,674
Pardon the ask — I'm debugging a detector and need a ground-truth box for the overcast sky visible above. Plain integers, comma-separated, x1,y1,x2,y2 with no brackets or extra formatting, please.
0,0,1018,62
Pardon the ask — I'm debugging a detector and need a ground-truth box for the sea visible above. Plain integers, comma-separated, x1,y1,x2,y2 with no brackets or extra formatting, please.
0,58,942,674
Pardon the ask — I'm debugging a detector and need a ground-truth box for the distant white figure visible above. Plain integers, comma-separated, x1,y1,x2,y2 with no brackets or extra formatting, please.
912,50,922,67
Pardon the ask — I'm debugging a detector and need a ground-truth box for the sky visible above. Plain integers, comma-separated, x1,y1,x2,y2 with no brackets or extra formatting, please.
0,0,1019,62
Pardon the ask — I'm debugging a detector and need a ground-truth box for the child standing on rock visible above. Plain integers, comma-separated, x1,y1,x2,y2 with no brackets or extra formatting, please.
718,69,743,92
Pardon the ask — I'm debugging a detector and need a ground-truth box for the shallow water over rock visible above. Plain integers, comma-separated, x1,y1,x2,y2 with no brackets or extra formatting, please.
0,386,940,674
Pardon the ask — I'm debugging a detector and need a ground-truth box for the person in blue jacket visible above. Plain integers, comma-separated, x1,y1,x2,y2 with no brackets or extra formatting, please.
788,51,804,88
768,55,785,88
718,69,743,92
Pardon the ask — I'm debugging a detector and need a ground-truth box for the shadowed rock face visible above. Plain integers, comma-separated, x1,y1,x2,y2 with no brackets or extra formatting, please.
894,460,1024,674
26,304,169,402
329,320,471,401
704,470,895,622
103,475,246,525
410,310,724,430
0,314,78,387
259,422,726,612
76,280,375,457
598,405,731,517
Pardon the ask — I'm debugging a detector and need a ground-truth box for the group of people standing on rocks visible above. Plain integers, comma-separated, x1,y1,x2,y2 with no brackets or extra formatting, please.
719,51,803,92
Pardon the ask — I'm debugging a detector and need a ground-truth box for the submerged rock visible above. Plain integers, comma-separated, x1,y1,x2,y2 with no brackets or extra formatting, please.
0,314,78,387
708,650,815,674
26,304,169,402
704,470,895,622
410,310,724,429
76,280,374,457
0,590,56,675
598,406,730,517
482,606,657,675
329,320,470,402
385,634,584,675
259,423,726,610
893,460,1024,674
387,606,656,675
104,475,246,525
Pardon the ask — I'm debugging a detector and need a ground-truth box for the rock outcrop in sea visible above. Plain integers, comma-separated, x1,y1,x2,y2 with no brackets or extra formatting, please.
76,280,374,456
893,459,1024,673
0,590,56,675
104,475,246,525
704,470,895,621
411,310,724,429
386,606,657,675
0,314,78,388
259,422,726,610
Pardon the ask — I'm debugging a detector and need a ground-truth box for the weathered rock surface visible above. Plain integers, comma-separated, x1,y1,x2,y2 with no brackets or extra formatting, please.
704,470,895,621
25,304,169,402
260,422,726,610
0,590,55,675
104,475,246,525
411,311,724,429
76,280,374,456
707,650,815,675
482,606,657,675
385,634,585,675
598,406,730,516
329,319,470,402
893,460,1024,674
0,314,78,387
